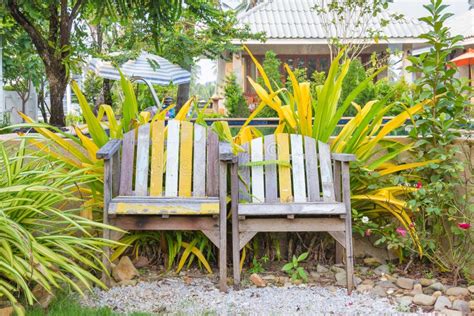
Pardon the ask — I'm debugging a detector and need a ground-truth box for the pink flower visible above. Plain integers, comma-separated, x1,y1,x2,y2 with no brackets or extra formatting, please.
415,181,422,189
458,223,471,230
365,229,372,237
409,222,415,228
396,227,407,237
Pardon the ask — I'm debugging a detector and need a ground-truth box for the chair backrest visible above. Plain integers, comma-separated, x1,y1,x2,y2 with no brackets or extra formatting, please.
238,133,335,203
119,120,219,198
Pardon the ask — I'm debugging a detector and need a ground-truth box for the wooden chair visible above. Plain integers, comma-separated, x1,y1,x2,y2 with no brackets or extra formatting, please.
96,120,232,291
229,133,356,292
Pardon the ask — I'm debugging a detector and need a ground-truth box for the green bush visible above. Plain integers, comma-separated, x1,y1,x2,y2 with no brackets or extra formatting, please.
256,50,282,117
224,72,249,118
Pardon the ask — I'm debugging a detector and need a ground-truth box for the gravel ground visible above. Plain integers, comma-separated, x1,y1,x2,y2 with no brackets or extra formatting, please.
82,277,410,315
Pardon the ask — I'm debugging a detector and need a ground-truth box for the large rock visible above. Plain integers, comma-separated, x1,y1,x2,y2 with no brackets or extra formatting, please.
445,287,469,297
410,283,423,295
374,264,390,275
396,277,414,290
316,264,329,273
249,273,266,287
133,256,150,269
419,278,435,287
425,282,445,294
452,300,469,313
413,294,436,306
335,272,346,287
112,256,139,282
434,296,452,311
31,285,54,309
353,238,391,263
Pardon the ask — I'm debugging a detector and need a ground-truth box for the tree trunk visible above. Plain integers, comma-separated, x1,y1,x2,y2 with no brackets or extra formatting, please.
176,83,190,112
47,68,67,126
103,78,113,105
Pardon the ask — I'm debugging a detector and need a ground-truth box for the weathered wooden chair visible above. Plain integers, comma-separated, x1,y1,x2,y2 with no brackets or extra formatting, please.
229,133,355,292
96,120,232,291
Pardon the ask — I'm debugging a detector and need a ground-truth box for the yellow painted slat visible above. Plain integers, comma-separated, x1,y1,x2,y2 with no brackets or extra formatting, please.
179,121,193,197
150,120,165,196
113,202,219,215
276,133,293,202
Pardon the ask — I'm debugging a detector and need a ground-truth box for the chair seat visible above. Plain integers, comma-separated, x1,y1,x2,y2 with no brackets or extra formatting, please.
109,196,220,215
238,202,345,216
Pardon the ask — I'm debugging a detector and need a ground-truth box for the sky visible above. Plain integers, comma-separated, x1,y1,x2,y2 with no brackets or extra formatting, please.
194,0,471,84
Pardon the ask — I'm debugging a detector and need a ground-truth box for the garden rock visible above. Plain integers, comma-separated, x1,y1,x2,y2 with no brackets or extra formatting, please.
377,280,396,289
419,278,435,286
434,296,451,311
249,273,266,287
335,272,346,287
433,291,442,298
371,286,387,297
316,264,329,273
112,256,139,282
452,300,469,313
330,265,345,274
410,283,423,295
0,306,13,316
469,300,474,310
413,294,436,306
374,264,390,275
445,287,469,297
363,257,383,266
397,296,413,307
425,282,445,294
133,256,149,269
356,284,373,293
396,277,414,290
32,285,54,309
468,285,474,294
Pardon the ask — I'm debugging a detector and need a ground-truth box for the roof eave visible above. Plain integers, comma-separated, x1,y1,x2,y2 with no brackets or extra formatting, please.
231,38,427,45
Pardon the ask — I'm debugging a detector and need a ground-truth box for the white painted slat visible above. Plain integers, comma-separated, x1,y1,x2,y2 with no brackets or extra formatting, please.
263,134,278,202
250,137,265,203
290,134,306,202
165,120,180,197
318,141,336,202
134,124,150,196
304,136,321,201
238,143,251,202
193,124,207,196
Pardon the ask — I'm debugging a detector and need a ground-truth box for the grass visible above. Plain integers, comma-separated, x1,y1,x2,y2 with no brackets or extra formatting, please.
26,295,153,316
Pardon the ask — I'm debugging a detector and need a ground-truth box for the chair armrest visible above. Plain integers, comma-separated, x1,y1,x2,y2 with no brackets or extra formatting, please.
332,153,356,162
219,142,237,162
96,139,122,160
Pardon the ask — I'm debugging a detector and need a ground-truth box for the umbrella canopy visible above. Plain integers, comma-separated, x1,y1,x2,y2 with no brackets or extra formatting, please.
88,52,191,85
450,48,474,67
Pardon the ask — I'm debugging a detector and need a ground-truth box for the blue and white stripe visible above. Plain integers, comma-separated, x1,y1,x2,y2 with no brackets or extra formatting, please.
88,52,191,85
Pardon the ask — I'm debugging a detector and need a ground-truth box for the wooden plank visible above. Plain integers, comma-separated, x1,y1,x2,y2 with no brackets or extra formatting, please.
165,120,180,197
218,161,228,292
102,158,113,284
150,120,165,196
290,134,306,202
304,136,320,202
193,124,207,197
97,139,122,159
109,197,220,215
318,141,335,202
206,131,219,197
112,216,219,231
119,130,135,196
238,202,346,216
202,230,220,247
230,162,241,285
334,160,342,202
328,231,346,249
238,143,251,202
342,161,354,293
276,133,292,202
250,137,265,203
239,231,257,250
263,134,278,203
112,150,121,197
239,218,345,232
134,124,150,196
179,121,193,197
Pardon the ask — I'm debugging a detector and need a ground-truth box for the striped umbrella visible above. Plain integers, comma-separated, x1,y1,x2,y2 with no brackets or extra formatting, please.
88,52,191,85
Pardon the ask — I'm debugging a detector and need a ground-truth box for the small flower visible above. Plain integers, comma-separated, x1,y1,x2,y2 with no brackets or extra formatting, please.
361,216,369,224
365,229,372,237
409,222,415,228
458,223,471,230
396,227,407,237
415,181,422,189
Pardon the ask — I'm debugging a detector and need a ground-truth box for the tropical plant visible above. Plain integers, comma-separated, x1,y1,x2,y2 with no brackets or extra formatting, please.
224,73,250,118
0,141,117,315
282,252,309,282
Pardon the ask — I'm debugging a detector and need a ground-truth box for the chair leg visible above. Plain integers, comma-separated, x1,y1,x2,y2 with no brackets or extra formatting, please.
102,227,112,287
232,222,241,287
345,229,354,294
219,223,227,292
218,162,228,292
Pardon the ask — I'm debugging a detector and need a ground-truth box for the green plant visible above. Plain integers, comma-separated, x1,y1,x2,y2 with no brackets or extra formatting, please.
248,256,269,274
0,141,117,315
282,252,309,282
256,50,282,118
224,73,249,118
340,59,375,115
406,0,473,282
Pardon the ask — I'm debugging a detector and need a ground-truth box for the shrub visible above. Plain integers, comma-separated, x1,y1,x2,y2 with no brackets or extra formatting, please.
224,73,249,118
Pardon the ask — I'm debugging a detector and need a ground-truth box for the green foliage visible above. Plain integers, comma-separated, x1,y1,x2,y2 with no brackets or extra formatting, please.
340,60,374,115
248,256,269,274
286,68,307,93
281,252,309,282
0,141,117,315
256,51,282,117
406,0,473,281
224,73,249,118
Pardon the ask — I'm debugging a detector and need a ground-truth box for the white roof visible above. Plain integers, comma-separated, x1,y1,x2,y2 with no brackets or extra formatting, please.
238,0,429,43
447,10,474,45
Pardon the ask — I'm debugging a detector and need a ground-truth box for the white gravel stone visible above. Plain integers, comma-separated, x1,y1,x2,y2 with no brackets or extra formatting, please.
81,277,405,315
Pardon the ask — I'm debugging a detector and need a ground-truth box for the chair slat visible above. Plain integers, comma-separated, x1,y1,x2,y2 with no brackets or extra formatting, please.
304,136,321,201
250,137,265,203
318,141,336,201
290,134,306,202
179,121,193,197
150,120,165,196
119,130,136,196
165,120,180,197
264,134,278,202
276,133,292,202
193,124,207,197
134,124,150,196
238,143,251,202
206,131,219,197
